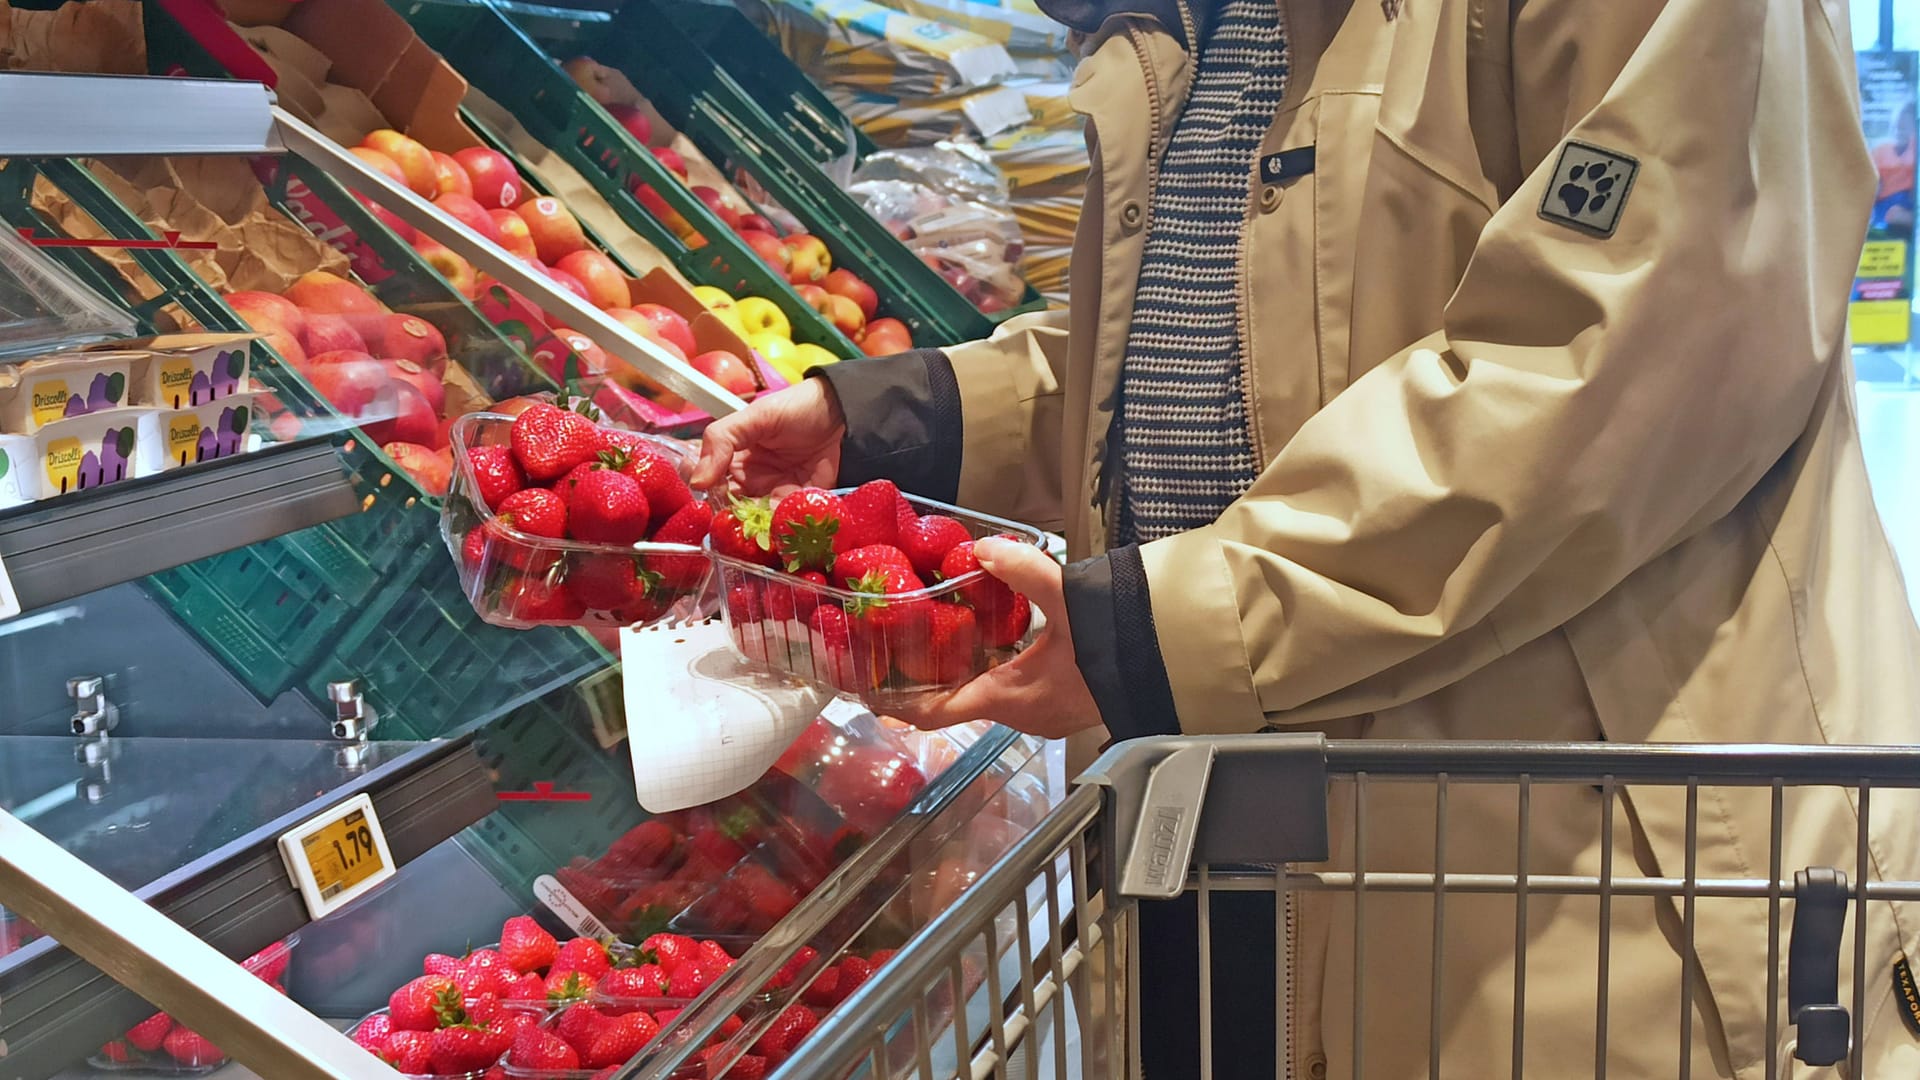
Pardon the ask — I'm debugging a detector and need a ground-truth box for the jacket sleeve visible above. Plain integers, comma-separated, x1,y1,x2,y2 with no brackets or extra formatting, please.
1091,0,1876,735
816,309,1072,528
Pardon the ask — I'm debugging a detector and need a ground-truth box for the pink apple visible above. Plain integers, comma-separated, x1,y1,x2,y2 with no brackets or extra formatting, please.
623,303,697,356
453,146,525,210
304,351,387,414
363,379,441,448
301,314,367,356
690,349,756,396
607,104,652,144
384,357,446,415
433,192,504,245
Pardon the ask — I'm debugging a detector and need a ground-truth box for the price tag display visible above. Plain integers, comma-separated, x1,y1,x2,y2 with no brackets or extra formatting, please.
278,793,395,919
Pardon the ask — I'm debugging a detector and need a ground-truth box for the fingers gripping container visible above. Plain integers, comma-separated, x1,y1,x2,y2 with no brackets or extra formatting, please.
442,413,715,629
89,935,298,1074
708,493,1045,709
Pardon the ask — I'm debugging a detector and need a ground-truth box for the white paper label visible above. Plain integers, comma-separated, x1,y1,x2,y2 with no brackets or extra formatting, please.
534,874,616,939
961,85,1033,138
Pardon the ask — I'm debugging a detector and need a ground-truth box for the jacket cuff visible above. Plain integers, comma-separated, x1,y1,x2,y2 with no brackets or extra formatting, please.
1137,526,1269,734
810,349,962,502
1063,544,1180,740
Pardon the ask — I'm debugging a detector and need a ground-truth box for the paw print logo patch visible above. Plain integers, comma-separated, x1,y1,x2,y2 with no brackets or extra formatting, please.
1539,141,1639,238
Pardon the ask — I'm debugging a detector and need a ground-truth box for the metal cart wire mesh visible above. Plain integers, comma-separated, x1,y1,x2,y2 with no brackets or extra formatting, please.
774,735,1920,1080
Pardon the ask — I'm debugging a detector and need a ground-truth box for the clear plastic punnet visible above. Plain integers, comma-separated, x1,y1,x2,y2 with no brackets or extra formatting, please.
0,224,137,363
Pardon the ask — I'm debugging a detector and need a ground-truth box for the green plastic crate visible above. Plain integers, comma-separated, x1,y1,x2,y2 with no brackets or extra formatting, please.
396,0,865,357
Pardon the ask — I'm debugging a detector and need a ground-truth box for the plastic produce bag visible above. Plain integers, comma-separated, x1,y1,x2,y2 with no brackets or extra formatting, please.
847,141,1028,311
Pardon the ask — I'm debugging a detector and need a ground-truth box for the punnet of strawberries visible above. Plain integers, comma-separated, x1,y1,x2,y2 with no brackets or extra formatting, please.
92,936,296,1073
705,480,1044,703
443,404,715,628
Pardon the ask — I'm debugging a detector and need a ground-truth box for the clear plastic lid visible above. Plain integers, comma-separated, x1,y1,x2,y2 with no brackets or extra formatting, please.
0,224,138,363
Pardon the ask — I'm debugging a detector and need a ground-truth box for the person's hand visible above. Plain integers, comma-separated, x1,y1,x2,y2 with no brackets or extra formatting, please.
889,538,1105,740
692,378,845,495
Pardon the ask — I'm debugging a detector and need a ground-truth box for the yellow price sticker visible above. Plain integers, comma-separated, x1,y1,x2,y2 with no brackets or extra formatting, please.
300,808,384,901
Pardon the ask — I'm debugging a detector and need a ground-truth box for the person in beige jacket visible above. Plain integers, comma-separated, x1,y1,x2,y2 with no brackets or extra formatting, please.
696,0,1920,1074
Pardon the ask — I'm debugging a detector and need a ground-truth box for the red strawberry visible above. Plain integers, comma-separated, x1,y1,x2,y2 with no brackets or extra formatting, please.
699,1045,769,1080
546,968,600,1003
666,957,724,998
497,487,568,538
605,441,694,527
504,971,547,1002
725,580,765,624
894,491,919,532
509,1025,581,1069
708,496,776,566
552,937,613,980
390,974,456,1031
351,1011,394,1052
897,601,977,685
763,946,820,993
770,487,845,572
556,1002,608,1053
652,1007,683,1028
511,402,606,481
454,958,508,999
805,605,878,692
735,864,801,931
834,479,901,552
639,933,699,973
554,459,606,498
802,964,841,1007
867,948,898,968
568,469,651,544
382,1029,434,1072
245,942,292,983
696,939,735,969
98,1040,132,1063
847,565,929,664
601,963,669,1000
833,544,914,590
585,1011,661,1067
898,515,972,579
719,1015,747,1040
938,540,1031,647
647,499,716,591
162,1027,223,1066
467,444,526,510
606,820,681,871
501,915,559,973
501,572,588,622
423,952,463,978
752,1004,819,1062
126,1011,173,1052
566,552,660,614
767,568,829,622
430,1022,512,1073
819,749,928,832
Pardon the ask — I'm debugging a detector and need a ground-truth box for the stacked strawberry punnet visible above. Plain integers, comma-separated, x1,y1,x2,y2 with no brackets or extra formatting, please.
449,405,713,627
706,480,1035,699
94,938,295,1072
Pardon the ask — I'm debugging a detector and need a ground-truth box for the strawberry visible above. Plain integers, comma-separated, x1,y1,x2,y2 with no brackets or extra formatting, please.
245,942,292,983
801,966,841,1007
696,939,736,969
753,1004,820,1062
601,963,669,1000
511,402,606,481
552,937,613,980
763,946,820,993
647,500,716,591
430,1022,512,1073
867,948,898,968
501,915,558,973
806,605,877,692
467,444,526,510
834,479,901,552
351,1012,394,1052
98,1040,132,1063
554,459,606,497
725,579,765,624
382,1029,435,1072
606,820,681,872
667,957,724,998
568,468,651,544
455,959,508,1000
390,974,456,1031
837,954,875,998
504,971,547,1002
652,1007,683,1028
162,1027,223,1066
566,552,660,614
819,749,928,832
939,540,1031,647
708,496,777,566
719,1015,747,1040
770,487,845,571
556,1002,608,1053
734,864,801,931
898,514,972,579
509,1025,581,1069
847,565,929,665
546,968,600,1003
423,952,464,978
126,1011,173,1052
833,544,914,590
496,487,568,538
895,490,919,532
639,933,699,973
585,1011,661,1067
602,439,694,527
897,602,977,685
699,1045,769,1080
501,571,588,622
764,568,829,622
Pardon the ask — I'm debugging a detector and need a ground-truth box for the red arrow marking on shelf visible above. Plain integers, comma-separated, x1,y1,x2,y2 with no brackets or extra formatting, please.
16,227,219,252
496,782,593,802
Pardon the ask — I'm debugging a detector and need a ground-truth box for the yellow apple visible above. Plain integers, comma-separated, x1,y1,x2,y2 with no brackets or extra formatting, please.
792,342,841,369
734,296,792,341
750,332,807,384
691,285,737,312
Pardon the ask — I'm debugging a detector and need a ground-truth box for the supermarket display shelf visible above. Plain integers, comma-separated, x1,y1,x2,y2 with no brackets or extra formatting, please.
0,734,492,1075
0,437,359,616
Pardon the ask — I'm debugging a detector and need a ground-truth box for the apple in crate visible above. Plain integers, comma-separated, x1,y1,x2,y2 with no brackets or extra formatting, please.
301,314,367,357
542,264,592,307
823,294,866,339
433,192,504,246
861,318,914,357
735,296,791,340
285,271,385,316
651,145,689,181
554,250,631,310
491,209,538,261
739,230,790,276
454,147,525,210
691,349,756,396
785,235,831,284
384,358,446,415
363,380,440,448
607,103,653,143
606,308,689,360
516,197,589,263
621,304,697,356
410,237,479,298
823,268,879,321
350,147,409,188
227,289,305,343
430,151,473,199
341,314,448,376
544,327,611,381
383,441,452,496
304,350,387,413
360,130,438,197
691,185,741,230
353,193,415,243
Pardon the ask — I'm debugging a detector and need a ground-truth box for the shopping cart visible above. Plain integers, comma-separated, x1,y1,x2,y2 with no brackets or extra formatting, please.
774,735,1920,1080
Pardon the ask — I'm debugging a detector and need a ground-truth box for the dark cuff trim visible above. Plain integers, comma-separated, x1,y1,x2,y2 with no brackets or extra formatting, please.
1064,544,1180,740
813,349,962,502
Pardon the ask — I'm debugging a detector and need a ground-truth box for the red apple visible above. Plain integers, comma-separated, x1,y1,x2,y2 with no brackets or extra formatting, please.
606,309,690,360
515,196,589,262
363,379,440,447
861,317,913,356
793,283,834,318
488,396,547,418
690,186,741,230
301,314,368,357
555,249,632,310
607,104,652,144
650,145,688,181
623,303,697,356
739,230,790,276
285,271,385,316
431,151,473,199
544,326,611,381
227,291,306,340
382,441,452,496
542,265,592,304
350,147,408,188
385,357,446,415
822,268,879,320
354,192,415,243
736,213,776,235
411,237,479,298
360,130,438,196
453,146,525,211
784,234,831,284
433,192,504,246
823,293,866,338
338,313,448,375
490,209,538,261
305,350,387,413
690,349,757,396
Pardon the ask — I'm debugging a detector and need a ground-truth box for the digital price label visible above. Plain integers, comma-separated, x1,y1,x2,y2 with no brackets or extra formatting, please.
277,793,395,919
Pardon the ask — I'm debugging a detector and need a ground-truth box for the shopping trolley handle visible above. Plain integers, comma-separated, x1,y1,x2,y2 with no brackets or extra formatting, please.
1076,733,1332,899
1788,866,1852,1067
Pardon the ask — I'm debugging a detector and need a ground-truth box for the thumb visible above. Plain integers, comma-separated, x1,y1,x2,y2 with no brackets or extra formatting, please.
691,414,746,489
972,538,1062,618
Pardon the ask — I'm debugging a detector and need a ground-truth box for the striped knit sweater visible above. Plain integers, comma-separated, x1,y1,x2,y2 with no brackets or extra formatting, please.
1114,0,1288,545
